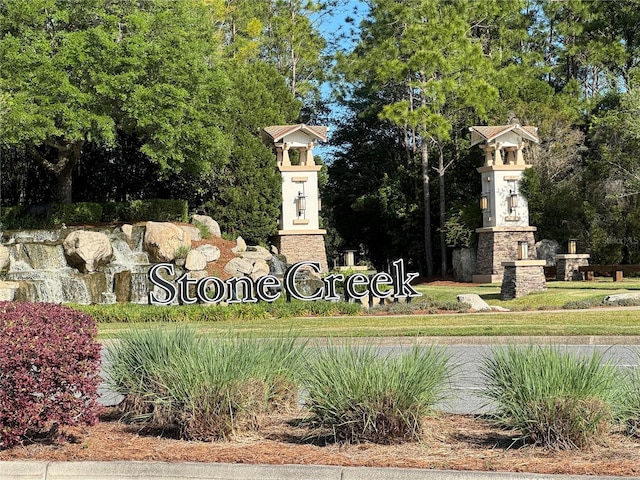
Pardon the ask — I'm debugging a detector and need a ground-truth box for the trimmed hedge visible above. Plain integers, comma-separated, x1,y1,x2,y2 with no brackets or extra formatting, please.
75,299,363,324
0,302,102,449
102,199,188,223
51,202,103,225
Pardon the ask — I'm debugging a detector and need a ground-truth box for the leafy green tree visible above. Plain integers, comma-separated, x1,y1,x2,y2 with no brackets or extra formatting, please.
0,0,231,203
324,86,424,271
207,0,332,122
584,75,640,263
205,62,301,244
336,0,497,276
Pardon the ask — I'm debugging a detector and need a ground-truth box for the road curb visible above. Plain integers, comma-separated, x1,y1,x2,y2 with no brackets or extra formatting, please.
2,462,640,480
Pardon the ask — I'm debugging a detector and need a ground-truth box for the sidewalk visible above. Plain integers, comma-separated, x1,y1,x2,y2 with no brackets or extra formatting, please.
2,461,640,480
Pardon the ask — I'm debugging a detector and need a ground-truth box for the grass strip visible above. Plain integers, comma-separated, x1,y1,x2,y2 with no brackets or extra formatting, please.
98,309,640,339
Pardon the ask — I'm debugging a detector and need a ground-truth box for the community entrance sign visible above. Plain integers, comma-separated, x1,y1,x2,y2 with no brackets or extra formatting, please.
148,259,421,306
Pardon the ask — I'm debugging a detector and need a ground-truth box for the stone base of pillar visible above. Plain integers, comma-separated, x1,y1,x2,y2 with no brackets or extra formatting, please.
555,254,591,281
500,260,547,299
276,232,328,273
473,227,537,283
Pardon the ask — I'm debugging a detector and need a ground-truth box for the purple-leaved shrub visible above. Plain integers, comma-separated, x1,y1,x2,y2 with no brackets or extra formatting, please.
0,302,101,449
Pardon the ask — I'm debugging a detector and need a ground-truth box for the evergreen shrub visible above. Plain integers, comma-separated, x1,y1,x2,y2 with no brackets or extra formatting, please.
51,202,103,226
0,302,102,449
76,301,356,323
123,199,188,222
303,343,453,444
481,345,620,449
0,205,42,229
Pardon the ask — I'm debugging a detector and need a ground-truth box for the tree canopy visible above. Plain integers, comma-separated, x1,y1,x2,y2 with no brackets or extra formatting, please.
4,0,640,266
326,0,640,273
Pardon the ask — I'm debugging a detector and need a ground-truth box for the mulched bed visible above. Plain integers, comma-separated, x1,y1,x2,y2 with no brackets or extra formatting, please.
1,410,640,477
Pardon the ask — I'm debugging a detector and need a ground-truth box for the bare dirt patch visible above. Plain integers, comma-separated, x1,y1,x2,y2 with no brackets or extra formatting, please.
1,410,639,476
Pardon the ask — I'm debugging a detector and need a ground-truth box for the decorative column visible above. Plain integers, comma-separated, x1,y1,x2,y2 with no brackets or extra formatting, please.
261,125,328,272
500,260,547,299
555,240,590,281
469,124,541,283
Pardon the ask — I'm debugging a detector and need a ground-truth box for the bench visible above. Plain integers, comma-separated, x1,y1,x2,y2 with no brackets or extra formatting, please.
578,264,640,281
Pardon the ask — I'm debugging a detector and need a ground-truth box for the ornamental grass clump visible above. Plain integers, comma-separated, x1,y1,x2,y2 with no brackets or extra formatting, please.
107,327,304,441
302,343,453,444
0,302,101,449
481,345,620,449
617,351,640,437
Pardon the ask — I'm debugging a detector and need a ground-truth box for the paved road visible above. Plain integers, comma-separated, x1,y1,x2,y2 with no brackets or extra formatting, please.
99,337,640,414
436,343,640,413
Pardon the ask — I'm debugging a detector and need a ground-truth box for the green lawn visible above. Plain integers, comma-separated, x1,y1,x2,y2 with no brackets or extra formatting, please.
96,278,640,339
416,278,640,310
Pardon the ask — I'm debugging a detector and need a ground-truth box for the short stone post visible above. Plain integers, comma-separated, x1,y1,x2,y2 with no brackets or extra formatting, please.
500,260,547,300
344,250,356,267
555,253,591,281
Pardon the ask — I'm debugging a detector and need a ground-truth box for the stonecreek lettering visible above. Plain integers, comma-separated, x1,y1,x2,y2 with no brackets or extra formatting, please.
148,259,421,305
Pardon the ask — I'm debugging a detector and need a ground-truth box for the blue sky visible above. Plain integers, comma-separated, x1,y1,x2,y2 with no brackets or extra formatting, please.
312,1,367,161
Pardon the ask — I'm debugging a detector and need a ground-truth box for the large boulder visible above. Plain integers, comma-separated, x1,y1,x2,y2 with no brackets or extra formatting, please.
179,225,201,242
0,281,19,301
231,236,247,254
452,248,476,282
603,293,640,304
240,245,272,261
63,230,113,273
144,222,192,263
191,214,221,238
536,239,560,266
250,259,270,281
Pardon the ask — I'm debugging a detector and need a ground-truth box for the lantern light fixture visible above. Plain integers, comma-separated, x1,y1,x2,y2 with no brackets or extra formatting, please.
517,240,529,260
568,239,577,254
508,189,518,212
295,191,307,216
480,193,489,212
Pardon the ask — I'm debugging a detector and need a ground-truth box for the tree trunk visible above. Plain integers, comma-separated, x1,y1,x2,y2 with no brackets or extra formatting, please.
421,139,434,278
33,140,83,204
56,158,75,204
438,147,447,277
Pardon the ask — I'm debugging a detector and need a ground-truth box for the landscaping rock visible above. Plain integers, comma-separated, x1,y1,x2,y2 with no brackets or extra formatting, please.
0,281,19,301
0,245,9,272
231,236,247,253
250,259,270,281
144,221,191,263
457,293,491,312
196,244,221,263
185,249,207,271
63,230,113,273
240,246,272,262
121,224,134,247
603,293,640,304
179,224,201,242
224,257,254,276
452,248,475,282
191,214,221,238
536,239,560,265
